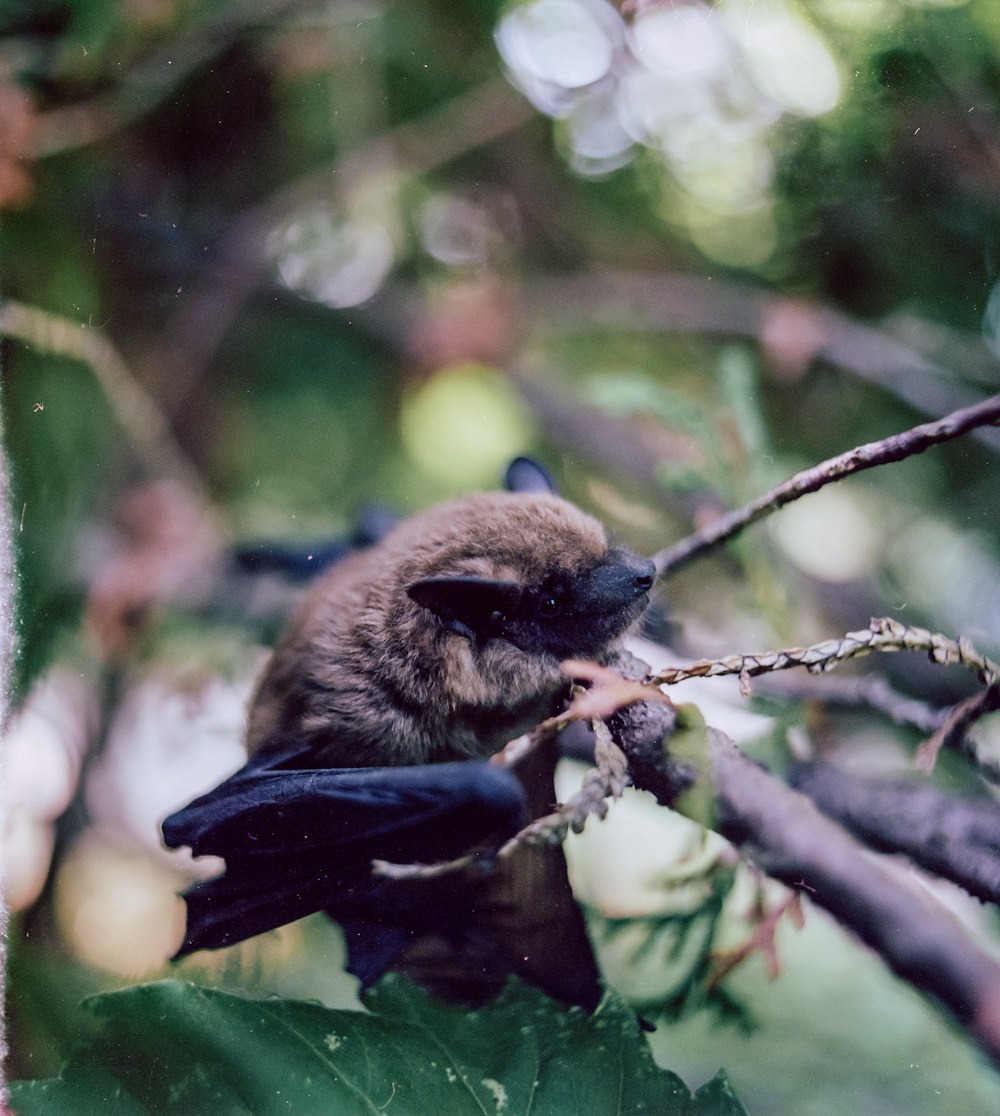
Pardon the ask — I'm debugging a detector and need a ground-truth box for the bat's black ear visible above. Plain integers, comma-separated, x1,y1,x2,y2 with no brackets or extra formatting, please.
407,576,523,640
504,456,558,495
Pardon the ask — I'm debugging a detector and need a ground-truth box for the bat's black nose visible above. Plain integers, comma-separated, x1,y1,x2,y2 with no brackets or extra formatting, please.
588,550,657,613
633,559,655,592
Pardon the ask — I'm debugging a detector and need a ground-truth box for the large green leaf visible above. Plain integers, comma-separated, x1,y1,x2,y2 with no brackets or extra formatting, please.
9,977,747,1116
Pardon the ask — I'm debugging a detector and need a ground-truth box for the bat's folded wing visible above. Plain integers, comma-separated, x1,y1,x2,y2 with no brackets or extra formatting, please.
162,749,526,987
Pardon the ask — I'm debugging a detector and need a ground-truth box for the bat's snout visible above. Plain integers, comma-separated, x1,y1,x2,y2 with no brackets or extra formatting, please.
614,552,656,599
630,557,656,594
587,551,657,613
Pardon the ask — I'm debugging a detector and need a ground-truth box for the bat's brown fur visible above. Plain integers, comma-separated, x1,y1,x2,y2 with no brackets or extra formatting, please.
248,491,643,766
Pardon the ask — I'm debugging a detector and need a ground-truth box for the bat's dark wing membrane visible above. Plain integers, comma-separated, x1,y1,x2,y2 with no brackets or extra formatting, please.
162,748,525,988
230,505,399,581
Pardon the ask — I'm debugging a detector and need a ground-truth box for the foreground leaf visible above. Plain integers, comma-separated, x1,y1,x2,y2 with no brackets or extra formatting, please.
9,977,747,1115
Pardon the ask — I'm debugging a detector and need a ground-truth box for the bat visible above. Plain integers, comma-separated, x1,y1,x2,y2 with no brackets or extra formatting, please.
163,459,655,1007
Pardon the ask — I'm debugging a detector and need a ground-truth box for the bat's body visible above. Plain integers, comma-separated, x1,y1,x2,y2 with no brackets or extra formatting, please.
248,491,653,767
164,464,654,1008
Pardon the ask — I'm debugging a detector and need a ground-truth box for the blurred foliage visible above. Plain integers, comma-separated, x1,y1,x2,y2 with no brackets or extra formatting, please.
3,0,1000,1110
589,859,751,1029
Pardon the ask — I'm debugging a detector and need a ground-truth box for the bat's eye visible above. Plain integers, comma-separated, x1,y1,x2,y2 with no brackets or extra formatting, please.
538,594,561,618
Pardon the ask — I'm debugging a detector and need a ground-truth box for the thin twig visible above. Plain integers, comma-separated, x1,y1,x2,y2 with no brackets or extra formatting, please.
707,890,805,988
647,617,1000,690
373,723,630,880
915,685,1000,773
374,682,643,881
653,394,1000,577
34,0,323,156
0,299,210,503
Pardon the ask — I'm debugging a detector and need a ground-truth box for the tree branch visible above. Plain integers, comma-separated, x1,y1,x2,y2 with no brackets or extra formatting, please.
0,299,211,504
647,617,1000,691
524,272,992,430
789,761,1000,908
914,686,1000,773
653,394,1000,577
753,671,947,735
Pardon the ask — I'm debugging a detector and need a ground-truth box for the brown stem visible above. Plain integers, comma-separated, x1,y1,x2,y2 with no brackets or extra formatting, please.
915,685,1000,772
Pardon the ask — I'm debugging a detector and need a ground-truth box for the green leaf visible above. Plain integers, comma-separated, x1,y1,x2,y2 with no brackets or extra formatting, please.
9,977,748,1116
690,1070,750,1116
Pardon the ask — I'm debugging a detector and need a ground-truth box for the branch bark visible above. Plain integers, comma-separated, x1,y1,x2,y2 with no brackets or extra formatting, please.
0,300,211,504
790,761,1000,907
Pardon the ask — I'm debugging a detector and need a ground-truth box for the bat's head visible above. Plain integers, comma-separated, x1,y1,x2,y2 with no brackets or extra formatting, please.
401,493,655,663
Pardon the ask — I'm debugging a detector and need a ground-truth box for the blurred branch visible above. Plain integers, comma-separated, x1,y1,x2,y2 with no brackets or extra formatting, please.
754,671,947,735
0,299,210,503
653,394,1000,577
273,79,535,212
525,273,1000,446
914,685,1000,773
760,670,1000,778
509,366,715,517
34,0,323,156
0,385,16,727
881,310,1000,392
146,77,534,408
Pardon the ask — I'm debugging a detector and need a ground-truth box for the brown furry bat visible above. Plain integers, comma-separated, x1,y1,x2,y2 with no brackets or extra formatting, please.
247,491,655,766
166,481,654,1009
